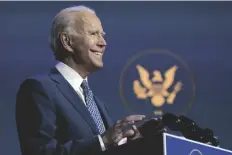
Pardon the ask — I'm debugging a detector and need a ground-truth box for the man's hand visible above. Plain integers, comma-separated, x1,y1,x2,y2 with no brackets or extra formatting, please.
101,115,145,148
127,117,166,141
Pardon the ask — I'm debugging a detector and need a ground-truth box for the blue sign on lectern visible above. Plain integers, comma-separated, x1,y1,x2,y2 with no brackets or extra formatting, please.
163,133,232,155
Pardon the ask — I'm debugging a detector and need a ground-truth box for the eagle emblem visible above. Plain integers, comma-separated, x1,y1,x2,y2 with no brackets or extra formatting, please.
133,65,182,107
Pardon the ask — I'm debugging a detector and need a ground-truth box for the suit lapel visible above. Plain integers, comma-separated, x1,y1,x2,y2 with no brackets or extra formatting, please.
49,68,99,134
94,96,113,129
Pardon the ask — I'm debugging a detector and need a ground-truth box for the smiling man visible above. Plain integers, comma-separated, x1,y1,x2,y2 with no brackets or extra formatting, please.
15,5,147,155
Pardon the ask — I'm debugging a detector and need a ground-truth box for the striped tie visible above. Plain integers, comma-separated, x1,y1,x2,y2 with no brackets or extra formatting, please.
81,80,105,134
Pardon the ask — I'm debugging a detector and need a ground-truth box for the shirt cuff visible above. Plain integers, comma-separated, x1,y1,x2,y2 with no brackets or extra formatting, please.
118,137,127,146
98,135,128,151
98,135,106,151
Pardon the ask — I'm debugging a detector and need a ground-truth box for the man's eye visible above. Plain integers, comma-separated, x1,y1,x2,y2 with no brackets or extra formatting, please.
90,32,97,36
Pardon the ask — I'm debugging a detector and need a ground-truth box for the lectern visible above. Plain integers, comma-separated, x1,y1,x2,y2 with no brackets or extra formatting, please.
103,133,232,155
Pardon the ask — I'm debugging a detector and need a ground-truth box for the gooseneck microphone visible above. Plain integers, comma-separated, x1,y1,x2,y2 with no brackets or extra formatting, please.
161,113,219,146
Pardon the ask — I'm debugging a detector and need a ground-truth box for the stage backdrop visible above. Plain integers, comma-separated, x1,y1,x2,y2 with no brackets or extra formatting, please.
1,1,232,154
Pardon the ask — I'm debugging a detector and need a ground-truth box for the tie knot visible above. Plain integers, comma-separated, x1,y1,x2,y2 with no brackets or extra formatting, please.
81,80,90,91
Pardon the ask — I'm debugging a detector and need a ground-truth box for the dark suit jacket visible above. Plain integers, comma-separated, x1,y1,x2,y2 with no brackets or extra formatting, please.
16,68,114,155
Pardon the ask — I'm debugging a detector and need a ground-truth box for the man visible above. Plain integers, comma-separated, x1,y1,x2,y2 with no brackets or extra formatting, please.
15,6,160,155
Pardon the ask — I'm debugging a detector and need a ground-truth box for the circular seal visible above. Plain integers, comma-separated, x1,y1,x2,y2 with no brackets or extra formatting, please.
189,149,203,155
119,49,195,116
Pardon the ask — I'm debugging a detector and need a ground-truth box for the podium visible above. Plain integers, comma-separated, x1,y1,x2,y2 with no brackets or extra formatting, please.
104,133,232,155
163,133,232,155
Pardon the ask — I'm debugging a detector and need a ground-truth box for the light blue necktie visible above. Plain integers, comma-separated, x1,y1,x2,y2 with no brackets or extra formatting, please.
81,80,105,134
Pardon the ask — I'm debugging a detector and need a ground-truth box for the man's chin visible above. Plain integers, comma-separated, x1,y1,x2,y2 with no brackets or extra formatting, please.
89,62,104,72
95,63,104,69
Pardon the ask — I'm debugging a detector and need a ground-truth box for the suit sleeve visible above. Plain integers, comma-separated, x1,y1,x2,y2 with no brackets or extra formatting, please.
15,79,104,155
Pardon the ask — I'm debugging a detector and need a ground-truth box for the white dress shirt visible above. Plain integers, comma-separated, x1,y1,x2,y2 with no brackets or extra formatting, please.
55,62,127,151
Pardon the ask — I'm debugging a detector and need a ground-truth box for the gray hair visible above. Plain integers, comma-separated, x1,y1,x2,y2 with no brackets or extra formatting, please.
49,5,95,57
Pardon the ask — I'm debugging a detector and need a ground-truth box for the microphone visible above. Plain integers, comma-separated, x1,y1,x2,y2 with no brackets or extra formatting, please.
162,113,219,146
137,117,165,137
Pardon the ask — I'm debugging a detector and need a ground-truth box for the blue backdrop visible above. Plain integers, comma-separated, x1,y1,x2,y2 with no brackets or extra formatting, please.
1,1,232,154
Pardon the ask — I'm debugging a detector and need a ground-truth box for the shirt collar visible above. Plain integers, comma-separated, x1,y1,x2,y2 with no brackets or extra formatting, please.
55,61,87,91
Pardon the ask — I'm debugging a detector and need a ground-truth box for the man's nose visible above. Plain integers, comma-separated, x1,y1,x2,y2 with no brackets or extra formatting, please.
97,36,107,48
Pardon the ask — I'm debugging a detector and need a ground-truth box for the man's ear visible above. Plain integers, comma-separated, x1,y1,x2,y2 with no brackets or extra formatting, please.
60,32,74,53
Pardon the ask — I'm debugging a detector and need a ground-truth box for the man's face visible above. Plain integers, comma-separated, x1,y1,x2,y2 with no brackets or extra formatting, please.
70,11,107,72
